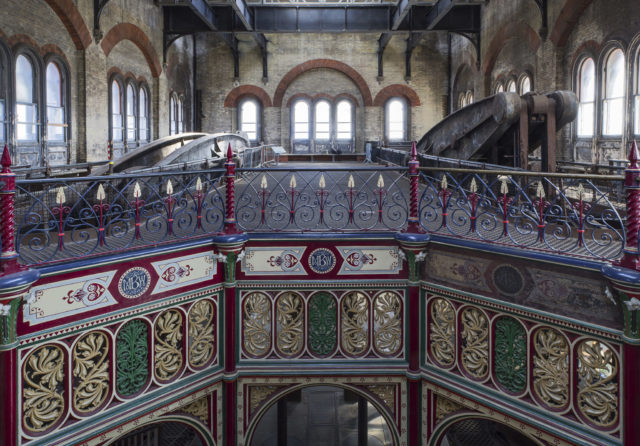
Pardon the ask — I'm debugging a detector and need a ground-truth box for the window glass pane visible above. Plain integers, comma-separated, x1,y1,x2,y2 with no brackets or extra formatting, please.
170,96,176,135
387,99,405,140
126,84,135,116
605,49,625,98
507,80,516,93
336,100,352,139
635,95,640,135
178,98,184,133
520,76,531,94
315,101,330,139
293,101,309,139
139,88,147,117
241,101,257,124
46,63,61,107
578,102,594,137
111,81,121,114
16,55,33,103
579,58,595,102
16,103,37,141
603,98,624,136
47,106,64,142
0,100,4,141
139,88,148,142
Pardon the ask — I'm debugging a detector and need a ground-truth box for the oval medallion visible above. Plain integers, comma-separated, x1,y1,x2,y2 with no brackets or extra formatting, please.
308,248,336,274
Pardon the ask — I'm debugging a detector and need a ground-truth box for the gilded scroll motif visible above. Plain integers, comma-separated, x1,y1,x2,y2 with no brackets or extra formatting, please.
494,317,527,393
460,307,488,379
23,345,66,433
154,310,184,381
243,292,272,357
429,298,455,366
365,384,396,415
373,292,402,355
72,331,110,414
116,319,148,396
276,293,304,356
181,397,209,424
308,293,337,356
188,300,216,368
533,328,569,408
341,292,369,356
249,385,285,415
435,395,464,424
577,340,619,427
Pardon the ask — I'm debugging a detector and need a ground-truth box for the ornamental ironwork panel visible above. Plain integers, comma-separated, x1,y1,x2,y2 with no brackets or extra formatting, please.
116,319,149,396
308,292,337,357
577,339,619,427
242,292,272,358
493,317,527,393
188,300,216,368
459,307,488,379
532,327,569,409
154,310,184,382
72,331,110,414
275,292,304,356
340,291,369,356
429,298,455,367
373,291,402,356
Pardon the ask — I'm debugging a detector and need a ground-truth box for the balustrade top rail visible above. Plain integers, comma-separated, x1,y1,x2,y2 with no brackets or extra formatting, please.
3,144,631,267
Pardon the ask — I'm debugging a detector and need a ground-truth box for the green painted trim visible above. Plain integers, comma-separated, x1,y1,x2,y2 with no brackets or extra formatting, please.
237,279,408,289
422,282,623,341
0,297,21,346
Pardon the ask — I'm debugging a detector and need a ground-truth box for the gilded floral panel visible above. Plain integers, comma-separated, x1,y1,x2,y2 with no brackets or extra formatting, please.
373,292,402,356
429,298,455,366
532,327,569,408
243,292,272,357
341,291,369,356
577,339,619,427
22,344,66,433
188,300,216,368
72,331,110,414
154,310,184,381
276,293,304,356
460,307,488,379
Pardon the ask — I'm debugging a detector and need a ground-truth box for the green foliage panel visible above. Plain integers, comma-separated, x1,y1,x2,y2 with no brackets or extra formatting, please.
494,317,527,393
116,319,149,396
308,293,337,356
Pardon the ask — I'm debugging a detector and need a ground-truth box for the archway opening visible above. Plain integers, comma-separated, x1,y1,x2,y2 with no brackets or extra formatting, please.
251,385,394,446
111,421,204,446
440,418,539,446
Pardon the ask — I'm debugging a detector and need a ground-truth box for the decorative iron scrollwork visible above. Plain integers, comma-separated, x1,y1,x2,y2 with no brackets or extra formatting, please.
577,340,619,427
341,291,369,356
73,331,110,414
188,300,216,368
116,319,149,396
276,293,304,356
494,317,527,393
154,310,184,381
243,292,272,357
373,292,402,355
429,298,455,366
460,307,488,379
533,328,569,408
308,293,337,356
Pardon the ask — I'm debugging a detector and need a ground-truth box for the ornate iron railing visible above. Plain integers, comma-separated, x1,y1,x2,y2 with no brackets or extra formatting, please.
418,168,625,260
15,169,226,265
235,167,410,232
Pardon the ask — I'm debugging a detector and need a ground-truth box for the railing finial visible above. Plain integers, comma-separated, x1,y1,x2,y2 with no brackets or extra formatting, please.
1,144,11,173
629,140,639,168
227,142,233,162
410,140,417,161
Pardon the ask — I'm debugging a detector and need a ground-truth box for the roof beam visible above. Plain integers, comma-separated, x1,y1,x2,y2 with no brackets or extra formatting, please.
424,0,456,30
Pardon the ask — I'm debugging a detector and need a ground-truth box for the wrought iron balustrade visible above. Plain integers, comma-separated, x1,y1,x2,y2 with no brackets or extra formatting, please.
15,169,226,265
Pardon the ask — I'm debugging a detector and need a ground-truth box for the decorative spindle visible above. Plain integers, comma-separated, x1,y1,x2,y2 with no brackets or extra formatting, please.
468,178,478,232
260,175,268,225
52,186,70,251
289,174,297,224
224,143,237,233
616,141,640,269
405,141,422,232
498,175,512,237
439,174,451,229
376,174,386,223
316,174,328,224
130,182,145,240
164,179,175,236
195,177,203,230
533,181,549,243
0,144,21,273
93,184,110,246
572,183,591,247
347,174,356,224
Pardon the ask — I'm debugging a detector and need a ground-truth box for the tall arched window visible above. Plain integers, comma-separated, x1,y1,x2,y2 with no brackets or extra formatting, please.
336,99,353,140
110,79,123,143
635,50,640,136
386,97,407,141
239,98,259,142
126,83,136,145
170,94,176,135
577,57,595,137
465,91,473,105
519,74,532,94
314,100,331,140
178,96,184,133
293,100,310,140
139,85,149,143
15,54,37,142
602,48,625,136
506,79,517,93
494,82,504,94
46,62,65,142
0,45,7,144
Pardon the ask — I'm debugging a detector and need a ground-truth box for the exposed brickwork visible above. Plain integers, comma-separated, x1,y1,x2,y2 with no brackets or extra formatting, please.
569,40,601,69
482,20,541,75
373,84,421,107
273,59,373,107
41,44,71,68
285,93,313,108
43,0,91,50
100,23,162,78
224,85,273,108
550,0,594,47
8,34,40,51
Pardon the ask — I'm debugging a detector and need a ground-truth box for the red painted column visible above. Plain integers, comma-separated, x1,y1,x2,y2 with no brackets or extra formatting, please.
616,140,640,270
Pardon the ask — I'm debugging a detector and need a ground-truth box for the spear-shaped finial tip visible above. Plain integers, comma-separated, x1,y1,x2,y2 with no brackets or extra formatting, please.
629,140,639,167
410,141,417,160
227,142,233,161
1,144,11,171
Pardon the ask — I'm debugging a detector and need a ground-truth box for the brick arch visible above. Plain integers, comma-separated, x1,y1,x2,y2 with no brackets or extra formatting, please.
101,23,161,78
43,0,91,50
273,59,372,107
335,93,360,107
550,0,594,47
570,40,600,70
373,84,421,107
286,93,314,108
41,44,71,70
482,21,541,75
224,85,273,108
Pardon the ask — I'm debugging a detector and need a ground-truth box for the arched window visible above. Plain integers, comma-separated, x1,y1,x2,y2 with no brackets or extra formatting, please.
635,50,640,135
577,57,595,137
293,100,310,140
465,91,473,105
110,78,123,143
239,98,260,142
170,94,176,135
126,83,136,145
139,85,149,143
336,99,353,140
519,74,532,94
506,79,517,93
46,62,65,142
15,54,37,142
602,48,625,136
178,96,184,133
494,82,504,94
0,44,8,144
386,97,407,141
314,100,331,140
